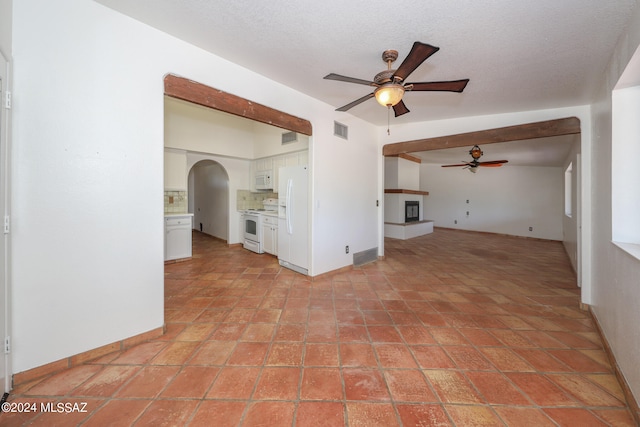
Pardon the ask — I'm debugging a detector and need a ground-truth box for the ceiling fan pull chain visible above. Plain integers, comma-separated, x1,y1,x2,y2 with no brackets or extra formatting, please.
387,107,391,135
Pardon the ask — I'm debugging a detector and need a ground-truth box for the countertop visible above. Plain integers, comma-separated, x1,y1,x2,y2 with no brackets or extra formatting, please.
239,210,278,217
164,213,194,217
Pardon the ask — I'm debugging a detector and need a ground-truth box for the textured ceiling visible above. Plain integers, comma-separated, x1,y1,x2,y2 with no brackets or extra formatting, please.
97,0,636,165
96,0,635,126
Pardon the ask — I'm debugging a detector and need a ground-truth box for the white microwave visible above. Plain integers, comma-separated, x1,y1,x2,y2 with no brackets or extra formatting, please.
255,171,273,190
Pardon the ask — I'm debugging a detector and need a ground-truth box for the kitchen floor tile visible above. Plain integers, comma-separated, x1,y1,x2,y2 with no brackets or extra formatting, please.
343,368,390,401
6,230,636,427
295,401,345,427
339,343,378,367
423,369,484,404
300,367,343,400
133,399,198,427
243,401,295,427
384,369,437,402
159,366,219,398
188,401,247,427
304,343,340,366
396,404,452,426
444,404,505,426
493,406,557,427
114,366,180,398
253,367,300,400
465,371,531,405
205,366,260,399
345,403,399,427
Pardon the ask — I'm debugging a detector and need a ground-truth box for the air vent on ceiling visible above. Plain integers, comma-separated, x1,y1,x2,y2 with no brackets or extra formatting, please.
334,121,348,140
281,131,298,145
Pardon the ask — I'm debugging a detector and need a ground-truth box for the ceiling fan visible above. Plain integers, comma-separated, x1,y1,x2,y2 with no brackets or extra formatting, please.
323,41,469,117
441,145,508,173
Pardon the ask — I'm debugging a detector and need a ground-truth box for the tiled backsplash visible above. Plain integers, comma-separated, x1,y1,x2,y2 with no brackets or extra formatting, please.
164,190,188,214
237,190,278,210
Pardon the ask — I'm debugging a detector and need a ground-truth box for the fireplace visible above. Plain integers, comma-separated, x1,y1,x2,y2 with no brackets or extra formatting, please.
405,201,419,222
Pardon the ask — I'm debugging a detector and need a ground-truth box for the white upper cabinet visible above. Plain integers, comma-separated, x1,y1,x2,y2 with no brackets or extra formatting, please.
164,149,188,190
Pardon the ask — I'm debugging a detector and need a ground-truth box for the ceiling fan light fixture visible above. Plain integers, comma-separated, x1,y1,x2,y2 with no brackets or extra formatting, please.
374,83,405,107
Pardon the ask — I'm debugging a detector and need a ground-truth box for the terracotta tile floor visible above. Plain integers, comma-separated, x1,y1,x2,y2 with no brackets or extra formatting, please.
2,229,637,426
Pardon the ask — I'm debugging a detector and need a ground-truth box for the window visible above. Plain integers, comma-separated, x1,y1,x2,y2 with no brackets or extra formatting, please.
564,162,573,218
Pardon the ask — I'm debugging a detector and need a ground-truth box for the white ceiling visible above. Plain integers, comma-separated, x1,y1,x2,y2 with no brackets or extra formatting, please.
96,0,636,165
416,135,578,167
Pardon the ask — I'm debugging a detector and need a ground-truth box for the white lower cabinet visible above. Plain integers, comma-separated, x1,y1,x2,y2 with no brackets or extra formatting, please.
165,214,193,261
261,215,278,255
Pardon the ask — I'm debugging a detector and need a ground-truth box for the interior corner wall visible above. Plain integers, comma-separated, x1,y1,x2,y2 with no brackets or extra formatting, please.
420,164,563,240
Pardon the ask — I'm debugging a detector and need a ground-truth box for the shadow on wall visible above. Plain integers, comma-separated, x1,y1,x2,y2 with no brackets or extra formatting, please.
188,160,229,241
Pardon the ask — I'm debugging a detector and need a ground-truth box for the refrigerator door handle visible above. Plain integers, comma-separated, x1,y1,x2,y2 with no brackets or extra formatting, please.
286,179,293,234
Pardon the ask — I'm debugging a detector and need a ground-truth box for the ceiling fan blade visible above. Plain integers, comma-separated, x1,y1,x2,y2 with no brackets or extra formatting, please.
324,73,374,86
407,79,470,93
335,93,375,112
441,163,473,168
392,100,410,117
393,42,440,82
478,160,508,166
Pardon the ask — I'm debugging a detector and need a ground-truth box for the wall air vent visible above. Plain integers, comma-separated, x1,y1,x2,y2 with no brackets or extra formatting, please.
353,247,378,266
281,131,298,145
334,121,348,140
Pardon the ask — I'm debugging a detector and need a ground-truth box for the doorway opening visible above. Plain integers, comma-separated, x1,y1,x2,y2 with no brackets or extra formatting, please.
188,160,230,242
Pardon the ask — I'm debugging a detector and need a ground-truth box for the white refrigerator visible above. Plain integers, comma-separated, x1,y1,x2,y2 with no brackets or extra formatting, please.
278,165,309,275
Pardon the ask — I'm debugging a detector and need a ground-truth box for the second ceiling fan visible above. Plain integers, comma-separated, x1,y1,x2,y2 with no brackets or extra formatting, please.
324,41,469,117
441,145,508,173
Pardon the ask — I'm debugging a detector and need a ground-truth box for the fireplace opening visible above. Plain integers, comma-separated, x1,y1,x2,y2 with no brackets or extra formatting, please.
405,201,419,223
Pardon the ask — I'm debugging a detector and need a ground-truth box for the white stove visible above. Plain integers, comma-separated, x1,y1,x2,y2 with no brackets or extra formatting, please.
241,198,278,253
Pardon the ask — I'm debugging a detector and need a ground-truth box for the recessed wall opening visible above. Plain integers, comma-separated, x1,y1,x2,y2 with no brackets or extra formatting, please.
611,45,640,250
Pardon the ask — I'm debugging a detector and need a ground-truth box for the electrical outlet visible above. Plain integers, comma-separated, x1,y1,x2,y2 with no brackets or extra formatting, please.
529,226,533,231
454,220,458,225
345,245,349,254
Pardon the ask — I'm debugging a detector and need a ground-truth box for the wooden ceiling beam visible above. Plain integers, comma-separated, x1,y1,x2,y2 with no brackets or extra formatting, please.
164,74,313,136
382,117,581,156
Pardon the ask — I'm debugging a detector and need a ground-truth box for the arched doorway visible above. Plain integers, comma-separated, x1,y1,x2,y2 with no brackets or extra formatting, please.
188,160,230,241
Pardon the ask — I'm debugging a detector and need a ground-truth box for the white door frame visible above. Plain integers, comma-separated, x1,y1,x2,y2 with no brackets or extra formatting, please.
0,49,12,394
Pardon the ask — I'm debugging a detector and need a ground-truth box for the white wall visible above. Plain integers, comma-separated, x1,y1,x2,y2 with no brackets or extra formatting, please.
384,157,420,190
420,164,563,240
562,137,581,274
10,0,380,374
165,97,255,158
253,126,309,159
589,3,640,404
313,116,380,275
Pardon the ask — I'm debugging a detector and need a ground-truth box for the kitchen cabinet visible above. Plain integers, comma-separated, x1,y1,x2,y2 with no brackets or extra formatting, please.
273,152,308,192
261,214,278,255
164,149,188,190
165,214,193,261
252,151,309,192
